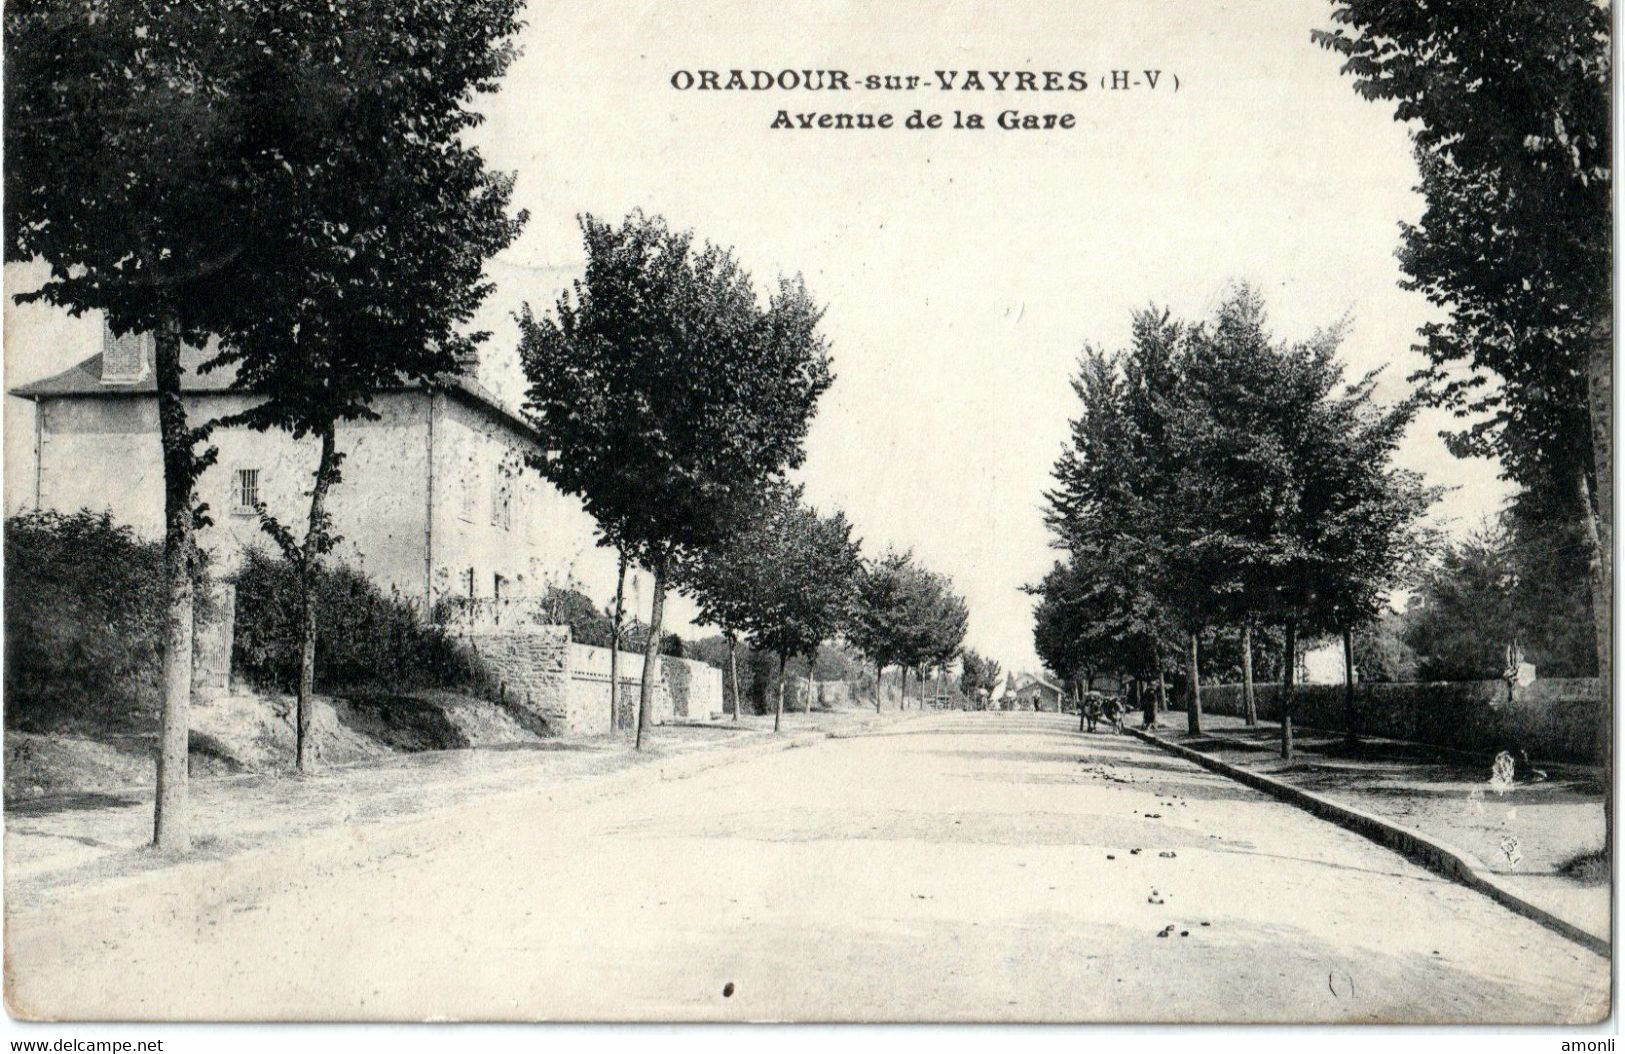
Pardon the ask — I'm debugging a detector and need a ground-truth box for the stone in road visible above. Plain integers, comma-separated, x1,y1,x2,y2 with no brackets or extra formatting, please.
6,712,1608,1022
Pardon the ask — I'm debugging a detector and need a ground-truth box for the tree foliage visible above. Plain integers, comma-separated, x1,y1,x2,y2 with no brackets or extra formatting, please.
518,212,834,568
733,491,862,665
3,0,528,844
958,648,1002,703
4,510,207,733
1314,1,1609,491
1041,288,1436,710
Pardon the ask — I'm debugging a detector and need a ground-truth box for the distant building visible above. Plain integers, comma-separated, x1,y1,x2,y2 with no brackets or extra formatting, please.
1011,673,1064,712
12,320,611,614
1300,641,1354,685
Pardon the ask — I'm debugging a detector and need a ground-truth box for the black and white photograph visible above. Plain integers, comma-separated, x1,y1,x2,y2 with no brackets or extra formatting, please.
0,0,1616,1034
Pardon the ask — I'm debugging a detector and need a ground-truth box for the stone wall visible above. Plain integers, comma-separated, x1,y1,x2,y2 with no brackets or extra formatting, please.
461,624,574,728
664,654,724,720
440,599,723,735
565,644,725,728
1188,678,1605,763
567,641,649,732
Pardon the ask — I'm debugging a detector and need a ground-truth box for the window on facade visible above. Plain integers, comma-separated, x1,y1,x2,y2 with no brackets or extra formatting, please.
491,477,512,531
459,469,479,522
233,469,260,514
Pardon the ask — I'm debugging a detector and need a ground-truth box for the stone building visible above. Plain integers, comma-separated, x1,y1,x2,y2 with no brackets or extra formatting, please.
1011,673,1065,712
13,320,612,613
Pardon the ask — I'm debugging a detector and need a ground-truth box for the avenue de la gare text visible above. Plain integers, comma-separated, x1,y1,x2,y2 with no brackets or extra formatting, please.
769,109,1079,131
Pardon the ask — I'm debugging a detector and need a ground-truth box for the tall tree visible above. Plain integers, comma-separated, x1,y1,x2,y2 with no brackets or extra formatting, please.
958,649,1002,709
733,493,862,732
4,0,524,849
1042,317,1185,722
1315,0,1611,828
1299,370,1439,740
1164,288,1303,728
213,5,524,771
674,488,793,722
519,213,834,749
847,550,925,713
1169,288,1436,746
888,566,967,712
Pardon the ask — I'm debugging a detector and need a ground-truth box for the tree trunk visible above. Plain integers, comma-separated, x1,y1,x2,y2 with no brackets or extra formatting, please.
152,308,195,853
1342,623,1357,745
1281,620,1297,760
806,664,816,715
900,667,909,713
728,633,741,721
1152,641,1167,716
875,661,884,713
1580,311,1611,868
1186,632,1202,735
774,653,786,732
633,550,666,752
609,549,627,732
295,424,338,773
1577,459,1613,864
1242,622,1257,727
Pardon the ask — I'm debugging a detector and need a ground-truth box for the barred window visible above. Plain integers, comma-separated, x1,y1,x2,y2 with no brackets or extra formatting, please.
234,469,260,514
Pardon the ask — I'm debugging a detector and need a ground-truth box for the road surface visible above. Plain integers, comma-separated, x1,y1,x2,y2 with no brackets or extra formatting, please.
6,712,1609,1022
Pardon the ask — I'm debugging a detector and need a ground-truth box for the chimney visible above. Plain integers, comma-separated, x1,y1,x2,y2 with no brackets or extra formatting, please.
101,320,151,384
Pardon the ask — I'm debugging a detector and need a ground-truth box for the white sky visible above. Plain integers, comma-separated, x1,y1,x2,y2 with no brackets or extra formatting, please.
466,0,1510,671
3,0,1511,674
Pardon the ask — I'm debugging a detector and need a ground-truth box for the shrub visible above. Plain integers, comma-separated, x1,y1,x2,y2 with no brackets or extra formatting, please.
535,585,615,647
231,548,492,697
4,509,210,733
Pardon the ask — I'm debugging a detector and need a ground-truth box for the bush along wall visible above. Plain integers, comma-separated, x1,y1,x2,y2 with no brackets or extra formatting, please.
231,547,496,699
1189,679,1604,764
4,510,218,734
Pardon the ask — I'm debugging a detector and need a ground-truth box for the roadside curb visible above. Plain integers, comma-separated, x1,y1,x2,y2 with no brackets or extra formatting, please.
1126,726,1610,958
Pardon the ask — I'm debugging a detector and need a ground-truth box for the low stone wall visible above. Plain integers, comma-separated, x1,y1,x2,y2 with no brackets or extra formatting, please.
662,653,725,720
430,599,725,735
459,624,574,728
563,645,724,728
566,641,644,731
1190,678,1604,763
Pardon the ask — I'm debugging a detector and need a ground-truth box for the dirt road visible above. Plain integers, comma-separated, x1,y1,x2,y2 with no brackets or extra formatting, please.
5,712,1608,1022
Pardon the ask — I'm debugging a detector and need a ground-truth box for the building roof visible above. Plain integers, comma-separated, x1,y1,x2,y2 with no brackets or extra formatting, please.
11,348,541,445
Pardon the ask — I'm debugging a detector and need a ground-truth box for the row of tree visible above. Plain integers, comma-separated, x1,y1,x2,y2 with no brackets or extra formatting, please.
517,212,973,740
6,7,975,851
7,0,529,850
685,518,973,726
1035,286,1437,756
1311,0,1611,858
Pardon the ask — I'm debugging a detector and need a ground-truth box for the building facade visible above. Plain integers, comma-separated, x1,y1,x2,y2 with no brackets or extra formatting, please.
13,322,612,614
1008,673,1064,711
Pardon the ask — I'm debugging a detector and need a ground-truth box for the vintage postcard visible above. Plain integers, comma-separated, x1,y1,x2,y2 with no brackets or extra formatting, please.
0,0,1614,1030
